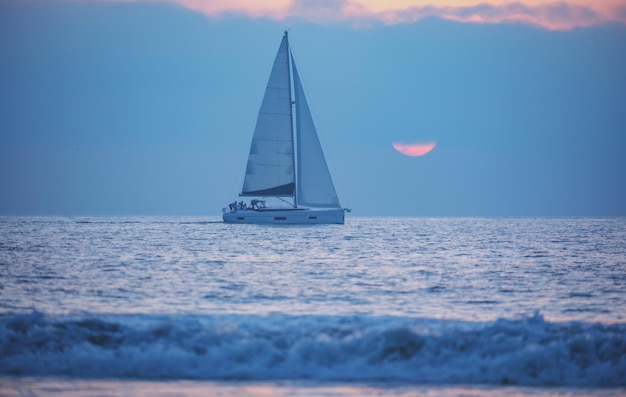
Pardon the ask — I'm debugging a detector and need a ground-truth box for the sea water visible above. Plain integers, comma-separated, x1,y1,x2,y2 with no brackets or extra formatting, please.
1,216,625,396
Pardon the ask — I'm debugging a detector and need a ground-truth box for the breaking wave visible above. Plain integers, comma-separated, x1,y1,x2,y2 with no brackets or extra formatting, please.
1,311,625,387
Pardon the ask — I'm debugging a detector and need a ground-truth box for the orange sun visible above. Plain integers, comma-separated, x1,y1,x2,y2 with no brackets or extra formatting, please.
392,142,436,156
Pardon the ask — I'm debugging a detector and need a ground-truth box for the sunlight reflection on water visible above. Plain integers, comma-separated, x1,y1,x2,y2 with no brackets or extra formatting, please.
1,216,625,323
2,378,624,397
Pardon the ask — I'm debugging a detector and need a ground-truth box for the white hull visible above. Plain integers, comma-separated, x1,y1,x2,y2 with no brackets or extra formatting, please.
223,208,344,224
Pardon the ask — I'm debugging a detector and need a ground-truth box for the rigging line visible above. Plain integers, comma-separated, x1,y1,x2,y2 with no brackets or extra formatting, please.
277,196,293,206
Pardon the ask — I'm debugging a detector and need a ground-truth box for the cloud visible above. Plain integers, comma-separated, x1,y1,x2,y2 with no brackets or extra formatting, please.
70,0,626,30
368,2,608,30
169,0,291,19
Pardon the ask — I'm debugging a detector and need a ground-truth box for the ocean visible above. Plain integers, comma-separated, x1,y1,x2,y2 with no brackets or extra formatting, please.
1,216,625,396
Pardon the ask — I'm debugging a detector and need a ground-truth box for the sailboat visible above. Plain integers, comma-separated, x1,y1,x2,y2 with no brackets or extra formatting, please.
223,32,349,224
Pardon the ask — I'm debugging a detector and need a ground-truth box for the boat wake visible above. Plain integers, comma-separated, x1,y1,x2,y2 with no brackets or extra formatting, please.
1,311,624,386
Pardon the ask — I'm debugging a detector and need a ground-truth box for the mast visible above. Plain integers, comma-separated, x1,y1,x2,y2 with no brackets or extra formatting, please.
286,31,297,208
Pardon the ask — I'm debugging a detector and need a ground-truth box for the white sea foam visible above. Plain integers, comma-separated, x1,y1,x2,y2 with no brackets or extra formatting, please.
1,311,625,386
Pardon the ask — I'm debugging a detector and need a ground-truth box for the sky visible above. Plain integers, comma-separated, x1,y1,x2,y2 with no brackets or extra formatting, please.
1,0,625,216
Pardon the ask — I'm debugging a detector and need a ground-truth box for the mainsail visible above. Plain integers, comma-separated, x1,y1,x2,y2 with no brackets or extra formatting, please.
240,32,340,209
241,34,294,197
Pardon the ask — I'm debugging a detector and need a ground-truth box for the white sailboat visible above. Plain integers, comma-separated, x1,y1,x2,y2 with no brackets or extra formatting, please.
223,32,349,224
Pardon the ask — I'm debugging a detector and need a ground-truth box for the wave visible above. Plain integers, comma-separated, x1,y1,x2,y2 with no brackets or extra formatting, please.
1,311,625,387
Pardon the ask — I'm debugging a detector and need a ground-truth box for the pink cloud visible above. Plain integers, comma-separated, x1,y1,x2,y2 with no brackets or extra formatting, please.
366,2,619,30
71,0,626,30
172,0,291,19
339,1,626,30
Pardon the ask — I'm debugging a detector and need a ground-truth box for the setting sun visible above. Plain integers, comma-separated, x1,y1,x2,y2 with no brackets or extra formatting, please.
392,142,437,157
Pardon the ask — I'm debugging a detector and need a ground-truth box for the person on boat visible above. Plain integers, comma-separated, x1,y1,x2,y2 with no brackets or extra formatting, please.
229,201,237,212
